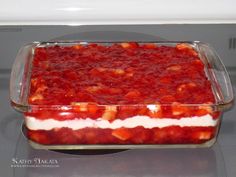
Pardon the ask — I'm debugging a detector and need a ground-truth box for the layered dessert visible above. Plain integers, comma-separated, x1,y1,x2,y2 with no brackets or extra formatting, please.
25,42,220,145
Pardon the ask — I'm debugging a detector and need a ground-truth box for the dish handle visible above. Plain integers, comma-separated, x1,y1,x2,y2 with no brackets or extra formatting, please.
10,43,38,112
198,42,234,111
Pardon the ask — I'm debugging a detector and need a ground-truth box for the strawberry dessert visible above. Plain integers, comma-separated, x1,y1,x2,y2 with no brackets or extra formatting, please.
25,42,220,146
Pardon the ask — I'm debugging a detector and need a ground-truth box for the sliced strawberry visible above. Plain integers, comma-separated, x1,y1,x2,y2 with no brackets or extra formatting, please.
112,68,125,75
166,65,181,71
195,109,209,116
29,93,44,103
124,90,141,100
147,104,162,118
142,43,157,49
188,82,197,88
171,102,189,116
88,104,99,114
176,43,192,50
73,45,82,49
176,43,198,56
177,84,187,92
196,102,213,116
137,106,148,115
192,131,212,140
177,82,197,92
71,102,88,112
102,106,117,121
31,78,39,87
120,42,139,49
85,86,102,93
35,85,48,93
112,128,132,141
31,77,45,88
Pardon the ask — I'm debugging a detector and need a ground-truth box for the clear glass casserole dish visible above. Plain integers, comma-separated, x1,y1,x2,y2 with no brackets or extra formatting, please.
10,41,234,149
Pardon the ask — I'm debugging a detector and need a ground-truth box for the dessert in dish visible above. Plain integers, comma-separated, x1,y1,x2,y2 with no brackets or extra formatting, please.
24,42,221,145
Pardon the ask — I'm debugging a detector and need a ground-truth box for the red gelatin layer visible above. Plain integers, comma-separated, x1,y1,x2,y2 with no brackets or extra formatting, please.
25,42,219,146
27,126,216,145
29,43,215,106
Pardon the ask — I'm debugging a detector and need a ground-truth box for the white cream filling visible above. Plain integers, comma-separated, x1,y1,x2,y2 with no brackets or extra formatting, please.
25,114,217,131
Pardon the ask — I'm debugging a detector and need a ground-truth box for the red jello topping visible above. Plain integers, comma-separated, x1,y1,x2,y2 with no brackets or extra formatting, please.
29,43,215,106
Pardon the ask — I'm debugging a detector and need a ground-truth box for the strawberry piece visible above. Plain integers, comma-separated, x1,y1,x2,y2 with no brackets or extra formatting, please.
171,102,189,116
196,102,213,116
30,77,45,88
192,131,212,140
31,78,39,87
177,82,197,92
147,104,162,118
102,106,117,121
85,86,102,93
176,43,198,56
73,45,82,49
88,104,99,114
142,43,157,49
124,90,141,100
112,68,125,75
35,85,48,93
177,84,187,92
137,106,148,115
166,65,181,71
112,128,132,141
176,43,193,50
120,42,139,49
29,93,44,103
71,102,88,112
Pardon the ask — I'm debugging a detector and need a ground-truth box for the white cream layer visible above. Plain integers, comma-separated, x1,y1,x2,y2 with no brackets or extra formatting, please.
25,114,217,131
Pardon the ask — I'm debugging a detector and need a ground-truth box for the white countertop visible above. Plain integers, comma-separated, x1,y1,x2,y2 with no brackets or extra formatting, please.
1,0,236,25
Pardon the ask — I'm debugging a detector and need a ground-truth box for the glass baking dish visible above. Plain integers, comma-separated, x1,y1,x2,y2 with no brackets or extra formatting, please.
10,41,234,149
